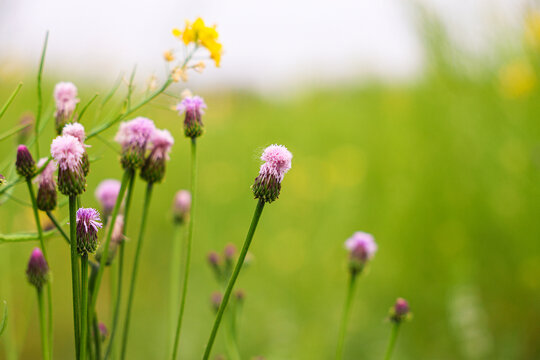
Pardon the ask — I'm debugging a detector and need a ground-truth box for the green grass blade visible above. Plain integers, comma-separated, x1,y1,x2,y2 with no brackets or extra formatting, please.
0,83,23,120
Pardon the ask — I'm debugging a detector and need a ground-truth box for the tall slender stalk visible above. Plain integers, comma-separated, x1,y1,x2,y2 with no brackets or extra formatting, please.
69,195,81,360
335,273,358,360
120,182,154,360
168,223,184,352
25,178,53,358
171,138,198,360
383,322,401,360
202,199,266,360
37,289,50,360
89,170,133,327
80,255,89,360
35,31,49,159
105,173,136,360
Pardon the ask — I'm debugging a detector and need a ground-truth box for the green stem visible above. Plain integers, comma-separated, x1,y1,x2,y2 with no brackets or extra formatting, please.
92,316,101,360
224,305,241,360
383,322,401,360
202,199,266,360
69,195,81,360
335,273,358,360
89,170,132,326
37,289,50,360
120,182,154,360
105,173,136,360
0,82,23,121
80,255,89,360
168,223,184,352
171,138,198,360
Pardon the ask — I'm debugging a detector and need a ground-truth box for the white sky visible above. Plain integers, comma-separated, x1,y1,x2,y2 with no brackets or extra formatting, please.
0,0,527,93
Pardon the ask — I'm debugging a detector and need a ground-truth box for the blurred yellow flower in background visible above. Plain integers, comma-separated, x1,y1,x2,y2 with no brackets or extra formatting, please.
524,11,540,50
172,18,223,67
499,59,536,98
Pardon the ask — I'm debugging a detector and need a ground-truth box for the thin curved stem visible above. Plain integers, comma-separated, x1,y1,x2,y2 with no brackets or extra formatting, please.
80,255,89,360
383,322,401,360
37,289,50,360
69,195,81,360
120,182,154,360
171,138,198,360
202,199,266,360
105,173,136,360
46,211,70,245
335,273,358,360
168,223,184,353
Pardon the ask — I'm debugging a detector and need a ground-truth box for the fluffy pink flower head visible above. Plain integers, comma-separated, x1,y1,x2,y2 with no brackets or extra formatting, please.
345,231,377,262
140,128,174,183
149,129,174,160
50,135,84,171
173,190,191,223
260,145,292,181
54,82,79,111
76,208,103,255
95,179,121,216
114,117,156,149
176,96,206,115
62,123,86,145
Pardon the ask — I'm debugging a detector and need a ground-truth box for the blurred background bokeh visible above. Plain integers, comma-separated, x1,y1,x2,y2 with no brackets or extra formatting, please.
1,0,540,359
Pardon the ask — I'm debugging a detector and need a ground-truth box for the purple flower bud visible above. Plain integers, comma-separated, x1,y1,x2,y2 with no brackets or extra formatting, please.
98,322,108,341
95,179,121,218
54,82,79,134
208,251,220,267
26,248,49,290
172,190,191,224
114,117,156,170
176,95,206,139
16,145,36,178
51,135,86,196
211,291,223,312
252,145,292,203
36,158,57,211
140,129,174,183
389,297,411,323
344,232,377,275
235,289,245,302
223,243,236,261
76,208,103,255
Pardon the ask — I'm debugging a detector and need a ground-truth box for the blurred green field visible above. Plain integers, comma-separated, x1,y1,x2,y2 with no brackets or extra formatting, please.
2,30,540,359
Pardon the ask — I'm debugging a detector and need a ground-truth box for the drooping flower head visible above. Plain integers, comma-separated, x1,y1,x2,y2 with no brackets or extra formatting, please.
345,231,377,275
76,208,103,255
54,82,80,134
252,145,292,203
172,190,191,224
140,129,174,183
51,135,86,195
95,179,121,218
26,248,49,290
176,95,206,138
36,158,57,211
389,298,411,323
114,117,156,170
95,215,124,266
15,145,36,178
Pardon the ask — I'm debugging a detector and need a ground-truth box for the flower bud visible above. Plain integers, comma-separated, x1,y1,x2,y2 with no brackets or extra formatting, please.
207,251,222,281
99,322,108,342
389,298,411,323
176,95,206,138
76,208,103,256
26,248,49,290
172,190,191,224
36,158,57,211
140,129,174,183
211,291,223,312
16,145,36,178
114,117,156,170
235,289,245,303
252,145,292,203
51,135,86,196
344,232,377,276
54,82,79,134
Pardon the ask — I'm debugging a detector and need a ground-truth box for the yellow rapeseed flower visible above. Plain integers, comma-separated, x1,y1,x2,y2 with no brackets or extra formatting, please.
163,50,175,62
499,59,536,98
172,18,223,67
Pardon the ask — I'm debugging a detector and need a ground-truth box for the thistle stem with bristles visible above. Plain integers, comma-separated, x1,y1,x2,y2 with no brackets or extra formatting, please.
202,199,265,360
335,273,358,360
120,181,154,360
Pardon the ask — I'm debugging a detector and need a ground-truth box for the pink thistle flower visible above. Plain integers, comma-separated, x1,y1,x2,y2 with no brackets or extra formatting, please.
252,144,293,203
95,179,121,218
35,158,57,211
345,232,377,275
16,145,36,178
51,135,86,195
140,128,174,183
26,247,49,289
54,82,79,134
76,208,103,255
62,123,86,145
114,117,156,169
173,190,191,224
176,95,206,138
